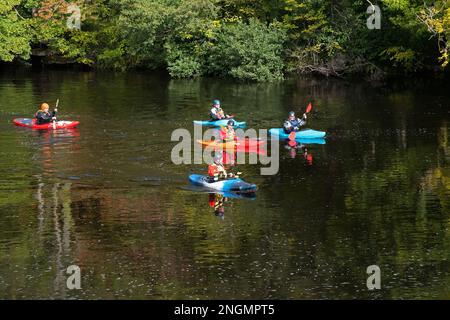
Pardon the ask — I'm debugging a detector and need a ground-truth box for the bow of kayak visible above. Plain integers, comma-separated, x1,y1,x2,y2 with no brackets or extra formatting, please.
189,174,257,193
269,128,326,139
193,119,246,127
13,118,80,130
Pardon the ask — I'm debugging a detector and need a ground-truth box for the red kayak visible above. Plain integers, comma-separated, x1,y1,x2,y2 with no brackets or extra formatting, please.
13,118,80,130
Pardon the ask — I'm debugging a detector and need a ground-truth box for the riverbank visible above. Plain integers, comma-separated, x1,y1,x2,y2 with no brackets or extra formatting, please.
2,1,448,82
2,60,449,86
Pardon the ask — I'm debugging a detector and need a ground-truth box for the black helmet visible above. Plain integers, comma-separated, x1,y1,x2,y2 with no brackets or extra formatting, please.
227,120,234,126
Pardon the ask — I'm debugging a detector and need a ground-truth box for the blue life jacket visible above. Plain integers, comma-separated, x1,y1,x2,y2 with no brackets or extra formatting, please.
289,118,301,127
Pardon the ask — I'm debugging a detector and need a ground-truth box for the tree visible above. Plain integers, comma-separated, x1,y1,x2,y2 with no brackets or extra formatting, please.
207,18,287,81
0,0,31,62
417,0,450,67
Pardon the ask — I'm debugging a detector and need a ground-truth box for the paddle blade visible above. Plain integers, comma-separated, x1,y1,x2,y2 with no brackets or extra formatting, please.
288,131,296,141
306,102,312,113
209,194,215,207
306,153,313,165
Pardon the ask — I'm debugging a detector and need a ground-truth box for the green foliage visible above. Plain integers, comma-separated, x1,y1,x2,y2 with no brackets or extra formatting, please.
416,0,450,67
0,0,31,61
165,43,203,78
0,0,449,80
381,46,418,72
207,19,287,81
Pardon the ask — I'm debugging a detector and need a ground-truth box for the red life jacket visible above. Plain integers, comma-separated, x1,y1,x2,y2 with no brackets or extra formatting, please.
208,164,220,177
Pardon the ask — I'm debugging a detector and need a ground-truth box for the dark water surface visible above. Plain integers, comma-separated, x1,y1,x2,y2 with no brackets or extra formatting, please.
0,67,449,299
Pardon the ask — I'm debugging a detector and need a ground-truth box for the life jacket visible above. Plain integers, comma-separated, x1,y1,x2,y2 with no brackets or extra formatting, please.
221,127,235,142
288,118,301,127
35,110,47,118
211,106,225,119
208,163,221,177
35,110,52,125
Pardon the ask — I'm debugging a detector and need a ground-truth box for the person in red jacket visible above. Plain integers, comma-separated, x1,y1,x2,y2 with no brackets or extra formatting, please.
208,154,227,181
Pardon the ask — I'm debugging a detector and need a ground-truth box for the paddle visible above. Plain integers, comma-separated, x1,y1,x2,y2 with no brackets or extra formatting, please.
288,131,296,141
234,172,242,178
213,170,242,181
287,131,297,147
53,99,59,129
303,102,312,120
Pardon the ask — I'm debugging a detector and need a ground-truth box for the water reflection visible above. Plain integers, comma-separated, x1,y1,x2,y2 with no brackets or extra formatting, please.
0,68,449,299
282,138,325,161
208,192,257,220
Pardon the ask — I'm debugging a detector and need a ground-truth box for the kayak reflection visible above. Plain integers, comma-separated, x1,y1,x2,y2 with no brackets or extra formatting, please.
32,127,80,140
283,138,325,163
209,193,226,219
208,192,256,219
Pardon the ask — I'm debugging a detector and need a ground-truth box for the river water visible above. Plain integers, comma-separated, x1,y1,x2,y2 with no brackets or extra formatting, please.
0,67,449,299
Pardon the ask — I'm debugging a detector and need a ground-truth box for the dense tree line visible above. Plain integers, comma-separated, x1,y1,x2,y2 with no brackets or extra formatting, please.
1,0,449,81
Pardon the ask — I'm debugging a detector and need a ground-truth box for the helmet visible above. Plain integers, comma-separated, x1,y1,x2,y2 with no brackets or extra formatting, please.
227,120,234,126
212,99,221,106
40,103,50,111
213,154,223,164
288,111,295,117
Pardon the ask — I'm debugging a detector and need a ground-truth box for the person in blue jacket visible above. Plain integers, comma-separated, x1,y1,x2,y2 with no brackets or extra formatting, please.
35,103,57,125
283,111,306,133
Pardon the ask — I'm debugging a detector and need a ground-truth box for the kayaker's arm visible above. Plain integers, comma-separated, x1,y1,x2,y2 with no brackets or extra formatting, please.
298,117,306,127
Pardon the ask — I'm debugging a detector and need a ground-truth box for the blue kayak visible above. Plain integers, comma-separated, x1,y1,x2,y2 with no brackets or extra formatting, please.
193,119,246,127
189,174,257,193
294,138,326,145
269,128,326,139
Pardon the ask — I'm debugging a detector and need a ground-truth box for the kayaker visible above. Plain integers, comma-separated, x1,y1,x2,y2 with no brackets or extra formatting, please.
210,99,230,120
220,120,237,142
35,103,57,125
283,111,306,133
208,154,228,181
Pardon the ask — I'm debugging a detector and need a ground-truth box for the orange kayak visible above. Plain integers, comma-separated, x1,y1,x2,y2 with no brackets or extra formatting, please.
196,139,265,150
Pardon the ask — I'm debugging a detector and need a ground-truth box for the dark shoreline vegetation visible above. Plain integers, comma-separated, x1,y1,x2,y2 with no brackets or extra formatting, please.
1,0,449,82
